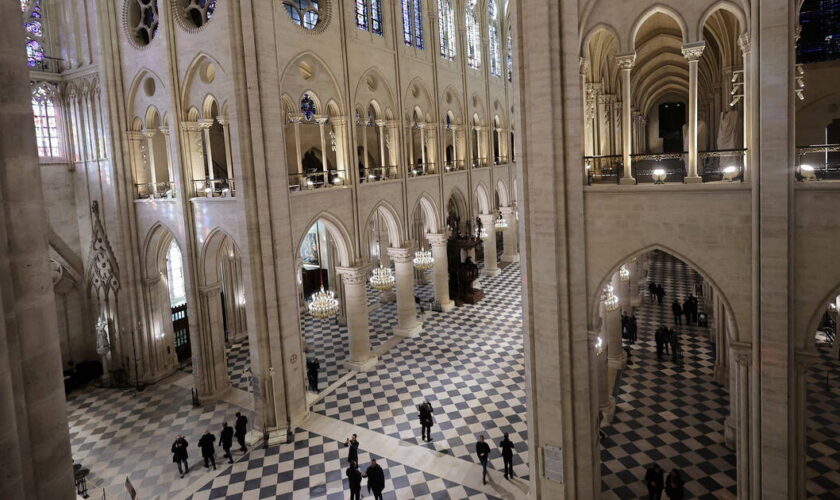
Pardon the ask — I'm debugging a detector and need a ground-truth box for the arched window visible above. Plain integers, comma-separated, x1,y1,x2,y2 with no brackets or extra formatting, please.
31,84,61,158
488,1,501,76
465,2,481,69
21,0,47,68
506,33,513,81
283,0,320,30
165,240,186,307
401,0,424,49
437,0,456,60
355,0,383,35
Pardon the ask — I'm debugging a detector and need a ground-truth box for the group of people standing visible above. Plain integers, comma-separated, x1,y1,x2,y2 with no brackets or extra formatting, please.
671,295,699,325
621,311,639,344
654,326,682,362
344,434,386,500
645,463,686,499
648,282,666,304
170,412,249,477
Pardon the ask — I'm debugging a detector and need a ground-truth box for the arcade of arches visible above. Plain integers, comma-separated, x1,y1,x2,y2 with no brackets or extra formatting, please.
2,0,840,499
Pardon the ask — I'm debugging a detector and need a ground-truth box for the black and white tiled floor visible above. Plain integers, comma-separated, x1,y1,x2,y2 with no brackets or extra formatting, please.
600,251,737,498
806,342,840,499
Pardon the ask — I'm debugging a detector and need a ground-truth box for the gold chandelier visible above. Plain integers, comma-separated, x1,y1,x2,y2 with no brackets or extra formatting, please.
413,249,434,271
307,222,340,319
369,265,395,290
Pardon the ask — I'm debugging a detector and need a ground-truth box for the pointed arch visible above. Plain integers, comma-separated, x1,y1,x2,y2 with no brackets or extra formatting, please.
142,222,178,279
474,182,491,214
629,4,689,50
296,212,354,267
364,201,404,248
181,52,227,115
200,228,242,285
496,179,510,207
126,68,167,120
580,22,623,56
279,51,344,114
697,1,747,41
412,193,441,234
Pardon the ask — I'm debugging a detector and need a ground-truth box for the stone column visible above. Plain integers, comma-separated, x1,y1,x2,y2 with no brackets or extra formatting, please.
427,233,455,312
739,34,752,182
388,248,423,337
198,118,215,181
141,129,158,195
141,275,179,382
499,206,519,262
618,264,631,314
616,54,636,184
336,267,377,370
594,328,614,422
375,119,387,168
451,125,460,166
682,42,705,183
194,282,231,399
332,117,348,181
732,346,752,499
159,126,174,192
0,4,75,493
217,117,234,180
418,123,427,171
288,114,304,175
478,213,500,276
628,258,641,307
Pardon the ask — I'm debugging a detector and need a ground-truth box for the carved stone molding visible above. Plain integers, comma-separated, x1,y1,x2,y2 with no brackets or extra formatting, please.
86,201,121,295
682,42,706,62
616,54,636,70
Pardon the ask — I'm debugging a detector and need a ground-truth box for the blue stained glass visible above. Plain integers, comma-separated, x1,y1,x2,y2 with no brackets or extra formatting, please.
402,0,412,46
26,39,44,67
300,94,317,121
25,20,42,36
413,0,424,49
355,0,368,30
371,0,382,35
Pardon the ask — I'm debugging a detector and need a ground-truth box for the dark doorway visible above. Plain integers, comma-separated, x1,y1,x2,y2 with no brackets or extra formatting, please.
172,303,191,363
659,102,686,153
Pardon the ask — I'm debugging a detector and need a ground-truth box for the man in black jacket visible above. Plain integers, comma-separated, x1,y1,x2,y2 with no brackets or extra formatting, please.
171,435,189,478
417,400,434,442
198,430,216,470
234,412,248,452
346,461,362,500
220,422,234,464
364,459,385,500
672,300,682,325
645,462,664,500
344,434,359,466
654,327,665,360
498,433,515,479
476,435,491,484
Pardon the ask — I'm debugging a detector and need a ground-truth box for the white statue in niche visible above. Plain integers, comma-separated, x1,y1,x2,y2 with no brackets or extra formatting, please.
95,315,111,356
717,110,740,150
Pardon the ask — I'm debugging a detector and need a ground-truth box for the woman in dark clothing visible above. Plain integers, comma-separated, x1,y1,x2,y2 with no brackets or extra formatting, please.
664,469,685,500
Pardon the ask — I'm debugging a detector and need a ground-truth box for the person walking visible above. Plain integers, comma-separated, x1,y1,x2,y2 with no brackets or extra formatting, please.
417,399,434,442
219,422,234,464
171,435,189,478
307,357,320,392
656,284,665,304
662,327,670,355
682,297,692,325
645,463,664,500
629,314,638,344
198,430,217,470
670,329,681,362
664,469,685,500
499,433,515,479
364,458,385,500
654,327,665,360
688,294,699,324
671,300,682,325
621,312,629,341
476,435,491,484
648,282,657,303
346,461,362,500
234,412,248,452
344,434,360,466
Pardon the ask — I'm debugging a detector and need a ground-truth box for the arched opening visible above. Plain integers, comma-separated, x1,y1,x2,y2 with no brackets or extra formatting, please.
286,92,343,189
493,115,502,163
471,115,483,167
596,248,737,497
446,188,468,236
142,108,174,198
165,239,190,364
804,295,840,496
197,98,234,197
356,106,385,182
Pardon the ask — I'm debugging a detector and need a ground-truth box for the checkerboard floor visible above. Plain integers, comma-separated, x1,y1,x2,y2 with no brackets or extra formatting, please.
182,338,254,394
191,428,500,500
806,342,840,499
600,251,737,499
313,262,530,480
66,381,254,499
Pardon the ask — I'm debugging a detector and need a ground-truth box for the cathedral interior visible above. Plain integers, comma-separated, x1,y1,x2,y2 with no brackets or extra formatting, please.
2,0,840,499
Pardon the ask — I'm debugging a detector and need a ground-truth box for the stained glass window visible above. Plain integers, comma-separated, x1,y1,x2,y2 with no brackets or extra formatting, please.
488,1,501,76
506,33,513,81
301,94,317,121
355,0,383,35
437,0,456,60
401,0,424,49
283,0,320,30
798,0,840,63
31,84,61,158
466,4,481,69
21,0,46,68
355,0,368,30
166,240,187,306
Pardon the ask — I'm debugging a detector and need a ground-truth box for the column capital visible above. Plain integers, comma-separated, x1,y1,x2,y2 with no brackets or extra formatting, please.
730,341,752,367
126,130,146,140
314,115,329,125
336,266,371,285
216,116,230,126
180,121,203,132
681,41,706,61
579,57,591,76
197,118,215,129
499,205,516,217
387,247,414,263
199,281,223,294
375,119,387,127
426,233,448,247
140,128,156,138
287,113,304,124
158,126,170,135
738,33,751,54
615,53,636,70
331,116,347,126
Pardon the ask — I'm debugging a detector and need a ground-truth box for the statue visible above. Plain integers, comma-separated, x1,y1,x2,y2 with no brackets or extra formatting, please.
717,110,740,150
95,315,111,356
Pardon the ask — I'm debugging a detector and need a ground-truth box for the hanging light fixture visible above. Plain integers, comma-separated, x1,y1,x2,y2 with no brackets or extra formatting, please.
307,223,340,319
602,283,619,312
413,248,434,271
369,265,395,290
619,264,630,281
494,211,508,232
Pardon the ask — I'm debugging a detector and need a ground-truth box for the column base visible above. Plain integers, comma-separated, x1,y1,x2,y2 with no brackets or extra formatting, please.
266,428,291,446
438,300,456,312
724,416,736,450
714,364,729,388
142,366,179,385
346,355,378,371
501,253,520,263
619,177,636,185
601,396,617,423
482,267,501,277
229,331,248,344
197,381,232,402
608,353,627,371
394,322,423,338
684,175,702,184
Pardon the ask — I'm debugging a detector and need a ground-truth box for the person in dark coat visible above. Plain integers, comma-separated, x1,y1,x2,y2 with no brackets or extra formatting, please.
665,469,685,499
682,298,692,325
645,463,664,499
662,327,670,355
670,329,681,362
656,284,665,304
654,327,666,360
688,294,698,324
171,435,189,477
219,422,234,464
344,434,359,466
621,312,630,340
476,435,491,484
672,300,682,325
346,461,362,500
499,433,515,479
198,430,216,470
364,459,385,500
306,357,320,392
417,400,434,442
648,282,657,303
629,314,638,343
234,412,248,452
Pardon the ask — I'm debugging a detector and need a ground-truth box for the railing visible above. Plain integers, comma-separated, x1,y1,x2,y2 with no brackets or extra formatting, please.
472,158,490,168
494,156,509,165
584,155,622,185
408,162,436,177
444,160,466,172
699,149,746,182
631,152,686,184
192,178,236,198
359,165,400,184
135,182,176,199
796,144,840,181
30,56,63,74
289,170,346,191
